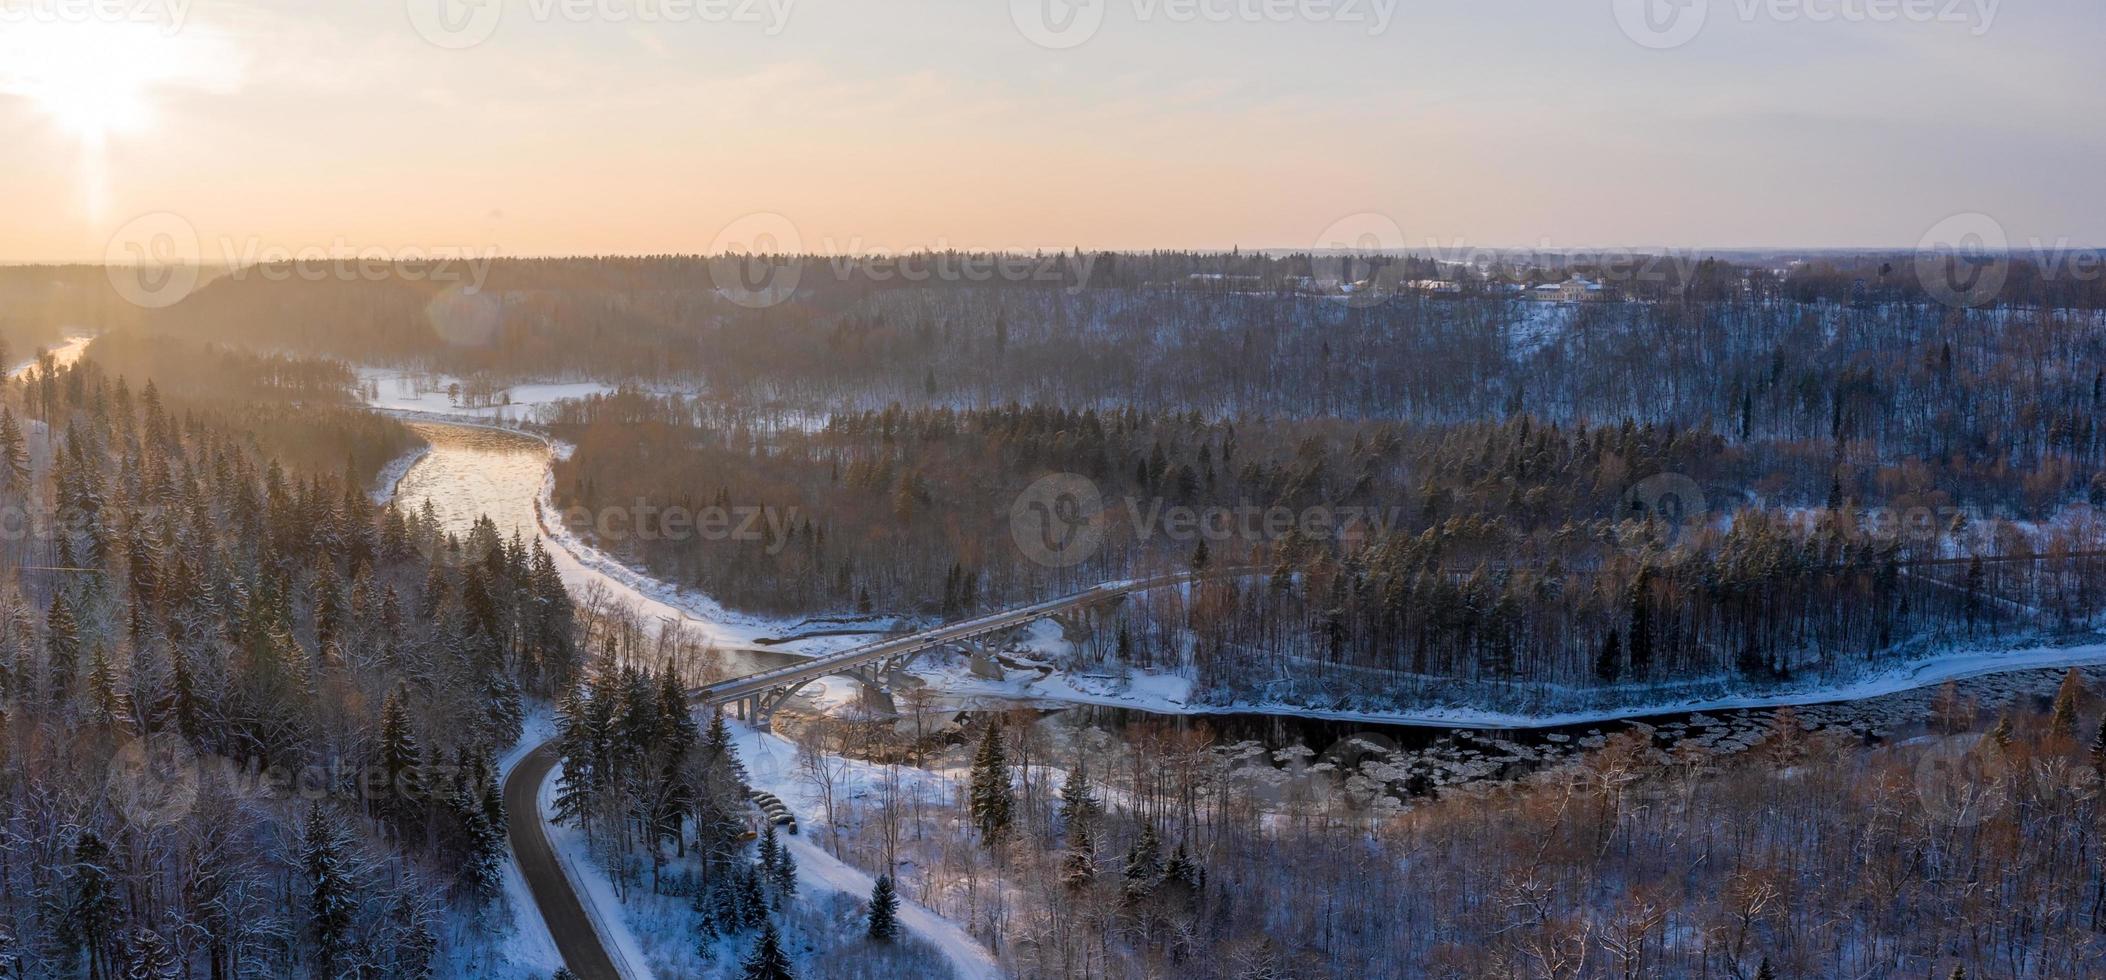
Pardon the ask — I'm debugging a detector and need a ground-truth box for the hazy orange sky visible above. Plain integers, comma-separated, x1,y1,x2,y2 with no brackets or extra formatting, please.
2,0,2101,262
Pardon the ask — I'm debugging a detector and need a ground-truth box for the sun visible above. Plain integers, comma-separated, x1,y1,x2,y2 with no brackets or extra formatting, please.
0,18,234,140
2,20,173,138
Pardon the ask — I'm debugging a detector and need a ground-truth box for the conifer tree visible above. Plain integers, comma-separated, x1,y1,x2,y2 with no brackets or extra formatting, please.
1121,823,1163,905
866,874,899,943
969,719,1014,847
46,593,80,699
1059,758,1103,830
741,920,794,980
68,830,120,979
0,408,27,493
304,803,355,978
2051,667,2085,740
376,685,423,830
2090,718,2106,779
1061,821,1097,891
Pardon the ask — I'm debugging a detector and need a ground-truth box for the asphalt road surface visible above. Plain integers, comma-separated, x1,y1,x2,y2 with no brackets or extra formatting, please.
505,741,622,980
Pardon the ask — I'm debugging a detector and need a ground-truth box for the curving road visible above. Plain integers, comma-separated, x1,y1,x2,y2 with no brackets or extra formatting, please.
504,742,623,980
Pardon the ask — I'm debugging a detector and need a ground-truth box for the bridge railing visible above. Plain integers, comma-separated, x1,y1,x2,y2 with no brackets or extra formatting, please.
695,564,1267,703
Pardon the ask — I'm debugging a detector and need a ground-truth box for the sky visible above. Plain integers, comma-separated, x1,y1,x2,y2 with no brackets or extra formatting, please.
1,0,2102,262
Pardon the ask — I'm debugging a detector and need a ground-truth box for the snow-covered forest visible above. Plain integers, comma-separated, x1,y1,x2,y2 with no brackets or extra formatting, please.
0,339,577,975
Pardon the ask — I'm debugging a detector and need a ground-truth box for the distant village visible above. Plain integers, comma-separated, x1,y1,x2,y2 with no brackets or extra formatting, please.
1173,268,1615,302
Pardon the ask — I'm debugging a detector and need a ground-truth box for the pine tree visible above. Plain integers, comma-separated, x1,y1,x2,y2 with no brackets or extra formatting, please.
68,831,120,979
1595,627,1622,683
969,719,1014,847
122,927,181,979
1059,759,1103,830
1121,822,1163,904
2090,718,2106,779
303,802,355,978
741,920,794,980
2051,667,2085,740
866,874,899,943
1060,821,1097,891
768,835,797,901
46,593,80,699
0,409,27,493
376,685,426,833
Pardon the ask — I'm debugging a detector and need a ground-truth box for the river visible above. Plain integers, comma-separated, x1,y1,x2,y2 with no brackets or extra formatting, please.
389,415,2106,796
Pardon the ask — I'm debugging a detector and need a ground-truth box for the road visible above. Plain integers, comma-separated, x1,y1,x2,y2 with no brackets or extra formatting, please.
698,566,1262,711
504,741,623,980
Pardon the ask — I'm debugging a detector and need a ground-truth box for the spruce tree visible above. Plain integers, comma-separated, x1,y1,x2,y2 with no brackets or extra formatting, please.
769,837,797,901
1060,821,1097,891
1059,759,1103,830
741,920,794,980
376,685,423,830
2090,718,2106,779
303,802,355,978
68,831,120,979
969,719,1014,847
0,409,26,493
122,927,181,979
1121,823,1163,905
866,874,900,943
2051,667,2085,740
46,593,80,699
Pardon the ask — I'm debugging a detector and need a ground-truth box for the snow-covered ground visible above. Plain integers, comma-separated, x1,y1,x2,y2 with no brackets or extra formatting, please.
358,366,612,425
731,723,1002,980
538,763,655,978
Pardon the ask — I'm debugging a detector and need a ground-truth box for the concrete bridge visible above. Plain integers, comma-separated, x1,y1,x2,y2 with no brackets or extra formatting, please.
697,567,1260,729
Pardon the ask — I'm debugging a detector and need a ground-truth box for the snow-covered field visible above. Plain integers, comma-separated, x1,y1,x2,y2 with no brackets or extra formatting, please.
358,367,612,424
731,724,1002,980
